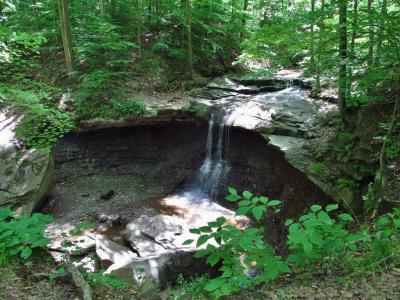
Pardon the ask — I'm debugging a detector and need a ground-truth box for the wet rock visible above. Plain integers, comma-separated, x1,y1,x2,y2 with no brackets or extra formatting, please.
95,234,137,270
105,249,198,286
98,214,124,227
124,215,183,256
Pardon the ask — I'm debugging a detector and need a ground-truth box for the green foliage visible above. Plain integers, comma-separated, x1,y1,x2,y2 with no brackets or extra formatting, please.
184,188,288,299
308,162,334,181
337,177,359,190
166,274,209,300
226,187,281,221
49,267,66,280
84,270,133,289
0,207,54,265
286,204,361,267
111,99,147,118
375,208,400,239
15,104,75,148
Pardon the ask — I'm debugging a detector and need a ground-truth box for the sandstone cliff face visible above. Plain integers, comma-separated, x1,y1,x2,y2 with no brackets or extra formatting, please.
0,110,53,214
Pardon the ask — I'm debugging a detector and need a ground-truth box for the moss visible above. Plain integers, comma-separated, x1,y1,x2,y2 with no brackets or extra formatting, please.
187,100,211,120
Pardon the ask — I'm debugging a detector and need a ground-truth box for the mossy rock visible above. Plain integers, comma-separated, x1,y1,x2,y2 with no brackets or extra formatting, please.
187,100,211,120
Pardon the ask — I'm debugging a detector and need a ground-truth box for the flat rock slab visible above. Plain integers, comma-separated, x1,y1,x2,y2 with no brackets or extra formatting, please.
196,86,336,138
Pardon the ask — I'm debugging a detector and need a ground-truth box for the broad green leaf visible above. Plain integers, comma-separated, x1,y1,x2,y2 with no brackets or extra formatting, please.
252,206,264,221
339,214,354,222
20,247,32,259
206,252,220,266
199,226,212,233
228,187,237,195
238,200,252,207
317,211,332,225
243,191,253,200
225,193,241,202
182,239,194,245
216,217,227,226
0,207,14,221
285,219,294,226
196,235,210,247
189,228,201,234
236,206,251,216
267,200,281,207
325,204,339,212
311,205,322,213
193,249,209,258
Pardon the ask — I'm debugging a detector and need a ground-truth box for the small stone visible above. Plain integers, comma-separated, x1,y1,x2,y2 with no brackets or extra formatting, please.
100,190,115,200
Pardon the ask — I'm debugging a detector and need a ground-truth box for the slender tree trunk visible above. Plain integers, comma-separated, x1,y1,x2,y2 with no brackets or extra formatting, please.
184,0,194,77
58,0,73,73
240,0,249,39
32,0,39,17
100,0,106,19
367,96,399,218
375,0,387,63
367,0,374,68
310,0,316,79
338,0,348,125
111,0,116,20
350,0,358,57
315,0,325,96
136,0,142,57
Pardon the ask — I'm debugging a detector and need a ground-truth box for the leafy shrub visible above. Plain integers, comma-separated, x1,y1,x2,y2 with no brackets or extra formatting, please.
337,177,359,189
375,208,400,239
84,270,133,289
110,99,147,118
15,104,75,148
184,188,288,298
0,207,54,265
285,204,360,267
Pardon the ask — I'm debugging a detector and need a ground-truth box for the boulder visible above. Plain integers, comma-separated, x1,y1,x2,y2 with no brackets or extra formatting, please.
95,234,137,270
105,249,199,286
124,215,183,257
0,110,54,214
48,234,96,256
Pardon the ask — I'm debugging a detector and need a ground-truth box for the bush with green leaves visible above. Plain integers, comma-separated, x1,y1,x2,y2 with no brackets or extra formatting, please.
0,207,54,265
15,103,75,148
110,99,147,118
375,208,400,239
285,204,361,267
184,188,288,298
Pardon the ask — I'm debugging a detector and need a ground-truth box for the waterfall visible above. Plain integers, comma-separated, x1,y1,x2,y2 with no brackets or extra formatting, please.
198,110,231,199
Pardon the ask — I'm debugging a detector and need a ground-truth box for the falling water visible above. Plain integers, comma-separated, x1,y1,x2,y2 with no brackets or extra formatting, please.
198,110,231,199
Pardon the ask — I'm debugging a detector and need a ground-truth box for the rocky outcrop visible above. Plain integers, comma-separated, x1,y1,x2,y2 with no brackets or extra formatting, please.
0,110,54,215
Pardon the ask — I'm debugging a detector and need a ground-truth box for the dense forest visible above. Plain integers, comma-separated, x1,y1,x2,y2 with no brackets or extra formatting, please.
1,0,400,299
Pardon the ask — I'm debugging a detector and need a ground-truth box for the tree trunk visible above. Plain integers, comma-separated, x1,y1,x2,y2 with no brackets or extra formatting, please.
136,0,142,58
100,0,106,19
338,0,348,125
367,0,374,68
350,0,358,58
367,96,399,218
375,0,387,63
240,0,249,39
184,0,194,77
310,0,316,78
315,0,325,96
58,0,73,73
